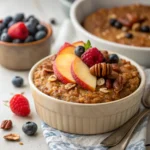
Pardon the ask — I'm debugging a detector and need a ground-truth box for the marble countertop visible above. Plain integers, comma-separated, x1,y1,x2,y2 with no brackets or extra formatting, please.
0,0,67,149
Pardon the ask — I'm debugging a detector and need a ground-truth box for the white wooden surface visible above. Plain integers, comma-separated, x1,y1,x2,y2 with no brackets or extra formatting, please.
0,0,67,149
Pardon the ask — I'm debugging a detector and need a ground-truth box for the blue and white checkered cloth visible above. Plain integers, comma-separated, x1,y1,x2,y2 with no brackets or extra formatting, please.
42,20,150,150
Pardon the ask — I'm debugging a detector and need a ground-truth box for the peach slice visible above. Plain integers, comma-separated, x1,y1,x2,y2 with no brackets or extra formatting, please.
71,57,96,91
57,43,75,55
72,41,85,47
53,54,77,84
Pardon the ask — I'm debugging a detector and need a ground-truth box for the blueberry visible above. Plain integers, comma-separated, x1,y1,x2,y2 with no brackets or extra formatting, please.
36,24,47,33
25,22,37,35
2,28,8,33
14,13,24,22
109,18,117,26
114,21,122,29
0,23,6,31
29,17,39,26
0,33,11,42
12,76,24,87
3,16,13,25
22,122,38,136
12,39,22,43
50,18,56,25
140,25,150,33
24,35,34,43
125,33,133,39
75,46,85,57
8,20,16,28
109,54,119,63
35,31,46,40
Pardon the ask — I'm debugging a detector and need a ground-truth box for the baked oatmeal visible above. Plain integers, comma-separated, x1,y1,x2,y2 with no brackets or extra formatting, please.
83,4,150,47
33,41,140,103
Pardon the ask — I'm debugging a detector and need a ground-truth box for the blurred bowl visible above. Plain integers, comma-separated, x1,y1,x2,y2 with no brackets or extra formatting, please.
0,23,52,70
70,0,150,67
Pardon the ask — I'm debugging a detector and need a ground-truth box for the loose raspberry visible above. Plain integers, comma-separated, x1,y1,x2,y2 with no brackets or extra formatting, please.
10,94,30,117
8,22,28,40
81,47,104,67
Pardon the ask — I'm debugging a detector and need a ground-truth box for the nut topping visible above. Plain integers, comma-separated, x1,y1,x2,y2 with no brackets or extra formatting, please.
132,23,140,31
99,88,110,93
97,78,105,86
48,75,57,82
1,120,12,130
113,75,123,93
4,133,20,141
116,33,125,39
106,79,112,89
65,83,76,90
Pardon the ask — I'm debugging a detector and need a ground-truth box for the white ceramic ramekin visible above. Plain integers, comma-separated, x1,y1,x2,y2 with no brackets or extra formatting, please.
29,53,145,134
70,0,150,67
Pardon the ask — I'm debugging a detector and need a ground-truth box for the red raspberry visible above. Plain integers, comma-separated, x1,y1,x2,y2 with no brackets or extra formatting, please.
81,47,104,67
8,22,28,40
10,94,30,117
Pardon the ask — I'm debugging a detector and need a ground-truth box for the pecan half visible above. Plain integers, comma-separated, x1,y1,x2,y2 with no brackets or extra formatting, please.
106,79,112,89
113,75,123,93
1,120,12,130
4,133,20,141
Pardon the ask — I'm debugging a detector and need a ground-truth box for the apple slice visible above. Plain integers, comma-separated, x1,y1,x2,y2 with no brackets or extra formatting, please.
72,41,85,47
53,54,77,84
57,43,75,55
71,57,96,91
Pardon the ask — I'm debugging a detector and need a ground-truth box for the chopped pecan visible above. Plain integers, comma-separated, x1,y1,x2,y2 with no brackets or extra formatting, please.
65,83,76,90
106,79,112,89
132,23,140,31
113,75,123,93
101,51,109,62
116,33,125,39
4,133,20,141
1,120,12,130
111,64,120,72
107,70,119,79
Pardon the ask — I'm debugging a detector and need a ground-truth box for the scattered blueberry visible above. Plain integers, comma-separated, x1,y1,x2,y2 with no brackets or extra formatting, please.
2,28,8,33
12,39,22,43
0,23,6,31
114,21,122,29
22,122,38,136
29,17,39,26
125,33,133,39
50,18,56,25
140,25,150,33
0,33,11,42
25,15,35,22
3,16,13,25
109,18,117,26
25,22,37,35
24,35,34,43
75,46,85,57
8,20,16,28
14,13,24,22
12,76,24,87
109,54,119,63
36,24,47,33
35,31,46,40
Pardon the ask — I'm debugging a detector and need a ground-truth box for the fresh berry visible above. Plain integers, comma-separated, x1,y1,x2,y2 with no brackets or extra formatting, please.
25,15,34,22
140,25,150,33
12,39,22,43
3,16,13,25
35,31,46,40
14,13,24,22
109,18,117,26
0,33,11,42
24,35,34,43
36,24,47,33
10,94,30,117
8,22,28,40
75,46,85,57
114,21,122,29
81,47,104,67
8,20,16,28
125,33,133,39
109,54,119,63
25,22,37,35
0,23,6,31
22,122,38,136
50,18,56,25
12,76,24,87
2,28,8,33
29,18,39,26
